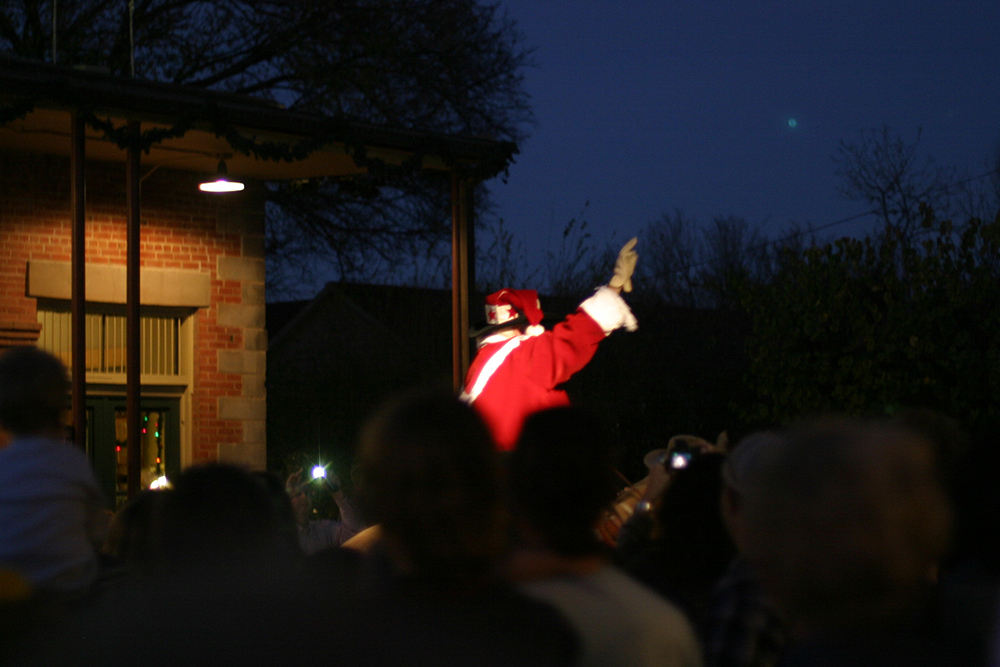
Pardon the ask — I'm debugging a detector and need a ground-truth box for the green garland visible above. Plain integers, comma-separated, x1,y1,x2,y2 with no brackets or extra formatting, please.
0,97,512,180
208,120,325,163
79,109,195,153
0,97,35,125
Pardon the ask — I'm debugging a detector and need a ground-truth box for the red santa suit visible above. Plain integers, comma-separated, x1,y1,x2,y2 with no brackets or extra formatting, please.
461,286,637,450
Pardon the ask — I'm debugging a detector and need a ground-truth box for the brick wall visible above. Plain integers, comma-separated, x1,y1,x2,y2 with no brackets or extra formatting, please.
0,150,267,469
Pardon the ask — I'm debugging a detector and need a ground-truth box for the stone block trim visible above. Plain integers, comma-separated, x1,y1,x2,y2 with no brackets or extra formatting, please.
218,397,266,421
217,441,266,470
242,282,266,306
217,256,265,283
242,374,266,398
217,350,245,374
244,328,268,352
241,420,267,447
217,350,266,376
216,303,265,329
27,261,211,307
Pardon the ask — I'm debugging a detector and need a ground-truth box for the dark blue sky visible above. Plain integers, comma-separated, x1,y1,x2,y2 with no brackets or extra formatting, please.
490,0,1000,269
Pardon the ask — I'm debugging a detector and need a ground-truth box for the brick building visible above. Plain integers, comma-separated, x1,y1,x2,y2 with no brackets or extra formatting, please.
1,153,266,506
0,57,512,507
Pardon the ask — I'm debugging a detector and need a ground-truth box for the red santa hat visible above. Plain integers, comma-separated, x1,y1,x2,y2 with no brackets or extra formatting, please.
469,289,544,338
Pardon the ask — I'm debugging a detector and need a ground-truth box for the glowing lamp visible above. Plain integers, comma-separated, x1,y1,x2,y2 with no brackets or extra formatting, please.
199,160,245,193
311,465,327,480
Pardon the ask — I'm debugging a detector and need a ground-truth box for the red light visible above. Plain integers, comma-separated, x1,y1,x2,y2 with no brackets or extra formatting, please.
155,457,161,464
116,446,121,452
142,428,147,434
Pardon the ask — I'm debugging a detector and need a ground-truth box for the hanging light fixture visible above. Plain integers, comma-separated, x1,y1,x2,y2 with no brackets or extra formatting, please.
199,159,244,193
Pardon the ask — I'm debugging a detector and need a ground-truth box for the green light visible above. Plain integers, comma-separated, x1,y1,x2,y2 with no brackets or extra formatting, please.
155,432,160,438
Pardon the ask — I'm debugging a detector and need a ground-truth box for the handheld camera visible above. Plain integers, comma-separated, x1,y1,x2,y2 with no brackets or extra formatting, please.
311,465,340,493
669,438,693,470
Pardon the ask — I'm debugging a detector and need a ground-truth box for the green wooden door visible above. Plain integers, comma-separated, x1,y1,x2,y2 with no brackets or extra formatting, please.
86,397,180,509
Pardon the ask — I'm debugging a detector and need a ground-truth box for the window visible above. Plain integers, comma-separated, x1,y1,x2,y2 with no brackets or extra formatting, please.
37,305,182,377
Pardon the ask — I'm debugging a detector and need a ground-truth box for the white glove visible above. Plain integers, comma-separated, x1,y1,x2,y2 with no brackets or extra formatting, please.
609,237,638,293
580,286,638,334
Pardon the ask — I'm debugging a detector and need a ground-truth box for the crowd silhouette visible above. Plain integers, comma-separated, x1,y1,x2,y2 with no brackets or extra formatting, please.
3,346,1000,666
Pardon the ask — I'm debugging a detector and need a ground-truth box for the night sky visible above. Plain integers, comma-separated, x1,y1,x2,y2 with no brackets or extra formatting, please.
491,0,1000,271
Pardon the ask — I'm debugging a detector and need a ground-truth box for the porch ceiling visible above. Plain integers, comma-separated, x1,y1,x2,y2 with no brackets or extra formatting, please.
0,107,397,180
0,55,515,181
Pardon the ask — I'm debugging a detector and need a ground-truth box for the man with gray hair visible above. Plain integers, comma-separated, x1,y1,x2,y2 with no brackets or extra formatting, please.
737,419,950,666
703,432,788,667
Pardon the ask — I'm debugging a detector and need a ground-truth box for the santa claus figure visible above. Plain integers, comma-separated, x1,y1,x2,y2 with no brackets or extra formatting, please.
461,238,639,450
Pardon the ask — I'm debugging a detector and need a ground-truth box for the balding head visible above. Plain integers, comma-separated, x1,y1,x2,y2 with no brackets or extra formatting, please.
739,418,950,632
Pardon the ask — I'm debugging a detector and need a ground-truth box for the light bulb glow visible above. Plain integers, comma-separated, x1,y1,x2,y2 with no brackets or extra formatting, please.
671,453,690,469
311,465,327,480
199,179,245,193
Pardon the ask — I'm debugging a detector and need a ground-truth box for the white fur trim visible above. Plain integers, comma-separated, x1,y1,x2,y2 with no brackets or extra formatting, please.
579,286,638,335
487,303,515,325
460,336,522,404
523,324,545,337
478,332,513,348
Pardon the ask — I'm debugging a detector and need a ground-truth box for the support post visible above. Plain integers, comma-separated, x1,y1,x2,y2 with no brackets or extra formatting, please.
465,177,477,329
126,120,141,500
70,112,86,449
450,173,473,391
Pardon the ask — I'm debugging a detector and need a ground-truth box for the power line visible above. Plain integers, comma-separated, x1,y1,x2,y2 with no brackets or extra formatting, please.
667,209,876,278
663,167,999,278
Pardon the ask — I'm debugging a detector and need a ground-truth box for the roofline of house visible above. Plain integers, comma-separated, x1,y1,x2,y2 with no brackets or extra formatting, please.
0,54,518,174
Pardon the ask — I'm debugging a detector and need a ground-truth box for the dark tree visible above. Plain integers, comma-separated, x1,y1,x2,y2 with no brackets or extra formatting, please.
736,207,1000,431
636,212,778,309
695,214,770,310
542,213,618,298
475,216,538,293
1,0,532,294
635,209,700,307
834,126,957,239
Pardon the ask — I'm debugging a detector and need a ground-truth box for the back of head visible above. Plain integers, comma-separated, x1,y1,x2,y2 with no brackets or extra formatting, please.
723,431,783,502
0,346,69,436
103,490,166,564
156,464,281,566
892,408,968,502
358,389,504,582
509,407,619,557
741,418,950,632
251,470,301,556
721,430,784,550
